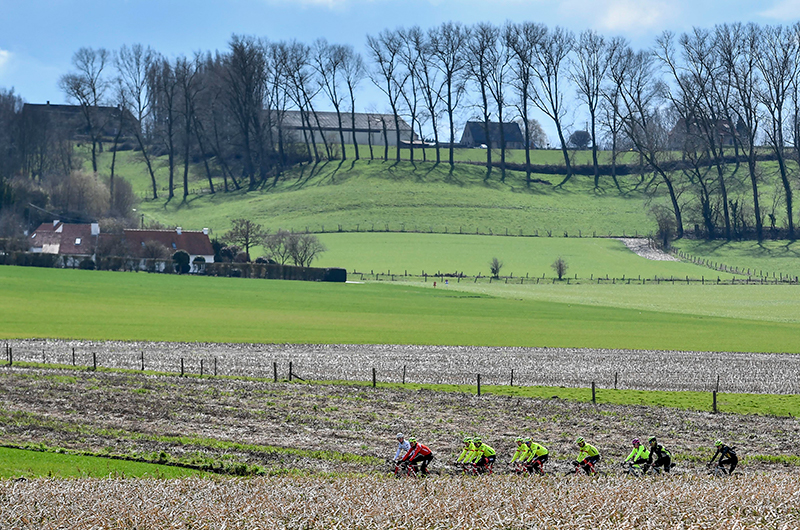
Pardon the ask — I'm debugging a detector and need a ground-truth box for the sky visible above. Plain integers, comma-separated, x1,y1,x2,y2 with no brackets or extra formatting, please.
1,0,799,141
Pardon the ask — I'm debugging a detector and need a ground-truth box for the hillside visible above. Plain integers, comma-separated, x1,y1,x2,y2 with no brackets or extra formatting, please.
99,151,661,237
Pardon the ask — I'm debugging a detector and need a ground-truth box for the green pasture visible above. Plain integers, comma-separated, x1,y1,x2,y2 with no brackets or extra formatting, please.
314,233,733,279
126,159,658,238
0,446,207,479
1,266,799,352
673,239,800,279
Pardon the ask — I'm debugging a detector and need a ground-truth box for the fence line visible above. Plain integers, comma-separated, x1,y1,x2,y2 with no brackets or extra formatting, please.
4,340,800,396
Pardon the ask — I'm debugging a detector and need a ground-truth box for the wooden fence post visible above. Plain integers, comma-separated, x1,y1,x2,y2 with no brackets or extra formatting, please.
713,391,717,414
372,368,376,388
510,369,514,387
92,352,97,371
72,347,76,366
402,365,406,385
214,358,217,377
8,346,11,366
200,359,204,377
477,374,481,396
715,375,720,393
274,362,278,383
591,382,596,404
141,351,144,371
289,362,293,382
614,372,618,390
180,358,184,377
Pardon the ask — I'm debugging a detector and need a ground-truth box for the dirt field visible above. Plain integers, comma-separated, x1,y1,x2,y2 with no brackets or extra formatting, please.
0,348,798,476
5,339,800,394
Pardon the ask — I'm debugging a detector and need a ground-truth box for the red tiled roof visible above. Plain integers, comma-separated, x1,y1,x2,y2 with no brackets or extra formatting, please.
57,224,96,255
123,230,214,257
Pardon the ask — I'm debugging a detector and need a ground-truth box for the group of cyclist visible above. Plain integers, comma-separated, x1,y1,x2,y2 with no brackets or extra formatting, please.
392,432,738,476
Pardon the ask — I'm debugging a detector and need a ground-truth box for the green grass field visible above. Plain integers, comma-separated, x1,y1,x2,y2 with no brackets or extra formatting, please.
2,266,799,352
313,233,735,279
673,240,800,279
0,447,207,479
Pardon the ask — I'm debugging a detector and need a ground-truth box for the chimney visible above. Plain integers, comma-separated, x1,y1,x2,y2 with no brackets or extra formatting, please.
202,228,209,235
91,223,100,236
176,227,182,235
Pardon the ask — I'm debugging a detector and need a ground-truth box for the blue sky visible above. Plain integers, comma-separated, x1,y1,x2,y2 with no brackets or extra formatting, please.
1,0,799,137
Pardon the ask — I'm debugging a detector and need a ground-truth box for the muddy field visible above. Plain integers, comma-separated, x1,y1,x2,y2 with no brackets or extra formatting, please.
5,339,800,394
0,346,798,476
3,474,800,529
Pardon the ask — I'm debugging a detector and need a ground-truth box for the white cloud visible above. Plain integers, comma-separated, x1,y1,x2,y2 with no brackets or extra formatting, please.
561,0,678,34
760,0,800,19
0,50,11,74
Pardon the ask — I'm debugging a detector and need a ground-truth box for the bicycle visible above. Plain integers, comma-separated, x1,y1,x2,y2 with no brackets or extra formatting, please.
621,461,650,477
568,459,598,476
508,461,530,475
707,463,729,477
389,459,418,478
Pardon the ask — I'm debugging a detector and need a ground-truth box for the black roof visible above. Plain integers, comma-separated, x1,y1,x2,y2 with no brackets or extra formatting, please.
461,121,524,145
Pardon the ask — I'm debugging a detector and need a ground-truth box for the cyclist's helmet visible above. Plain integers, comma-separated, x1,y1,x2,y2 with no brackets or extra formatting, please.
575,437,585,445
515,436,524,442
648,436,657,444
396,432,404,440
632,438,640,446
523,437,532,443
462,436,472,444
408,437,417,444
473,437,482,446
715,439,723,447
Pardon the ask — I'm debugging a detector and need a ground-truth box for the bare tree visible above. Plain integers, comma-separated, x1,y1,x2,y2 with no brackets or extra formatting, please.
263,229,293,265
222,218,266,262
507,22,544,186
222,35,269,187
367,29,406,162
599,37,628,191
429,22,471,167
59,47,109,173
612,46,684,238
152,55,180,199
342,48,366,160
399,27,425,162
489,257,503,278
551,257,568,280
116,44,159,199
467,22,500,177
571,30,610,187
176,55,201,199
314,39,350,161
408,27,444,163
756,24,800,240
531,26,575,185
288,233,326,267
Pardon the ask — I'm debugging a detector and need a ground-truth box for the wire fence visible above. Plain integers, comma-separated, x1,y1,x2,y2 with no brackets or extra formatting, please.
4,340,800,396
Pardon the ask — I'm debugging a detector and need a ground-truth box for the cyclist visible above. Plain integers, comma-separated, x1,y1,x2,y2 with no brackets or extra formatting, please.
707,439,738,475
647,436,672,473
400,436,434,475
622,438,650,473
455,436,476,471
470,437,496,473
574,437,601,475
509,436,529,471
523,437,549,475
393,432,411,462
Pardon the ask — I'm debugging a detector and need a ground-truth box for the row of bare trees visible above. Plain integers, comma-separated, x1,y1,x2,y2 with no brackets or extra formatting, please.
4,23,800,239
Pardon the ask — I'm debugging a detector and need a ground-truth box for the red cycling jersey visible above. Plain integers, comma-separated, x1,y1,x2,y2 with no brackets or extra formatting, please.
401,443,432,461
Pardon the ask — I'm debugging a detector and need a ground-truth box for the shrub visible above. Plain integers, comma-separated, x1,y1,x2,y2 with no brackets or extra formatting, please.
489,257,503,279
79,258,96,270
173,250,190,274
551,257,568,280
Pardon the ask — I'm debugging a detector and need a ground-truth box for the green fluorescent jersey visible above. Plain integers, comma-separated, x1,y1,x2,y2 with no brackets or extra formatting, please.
510,444,530,463
456,443,476,463
525,442,549,460
578,443,600,460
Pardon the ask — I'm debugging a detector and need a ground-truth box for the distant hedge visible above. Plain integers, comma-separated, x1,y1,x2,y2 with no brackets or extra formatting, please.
0,252,346,283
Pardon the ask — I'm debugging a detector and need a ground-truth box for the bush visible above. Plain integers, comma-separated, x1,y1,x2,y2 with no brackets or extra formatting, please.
489,257,503,279
79,258,96,270
551,257,568,280
173,250,190,274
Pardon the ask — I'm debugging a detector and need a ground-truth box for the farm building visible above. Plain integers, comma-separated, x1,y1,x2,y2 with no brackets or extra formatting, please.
21,102,139,140
123,228,215,272
28,223,214,272
459,121,525,149
668,118,743,150
278,111,415,147
28,221,100,267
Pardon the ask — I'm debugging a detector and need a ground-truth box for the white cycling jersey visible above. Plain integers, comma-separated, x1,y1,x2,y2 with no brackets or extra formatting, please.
394,440,411,460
